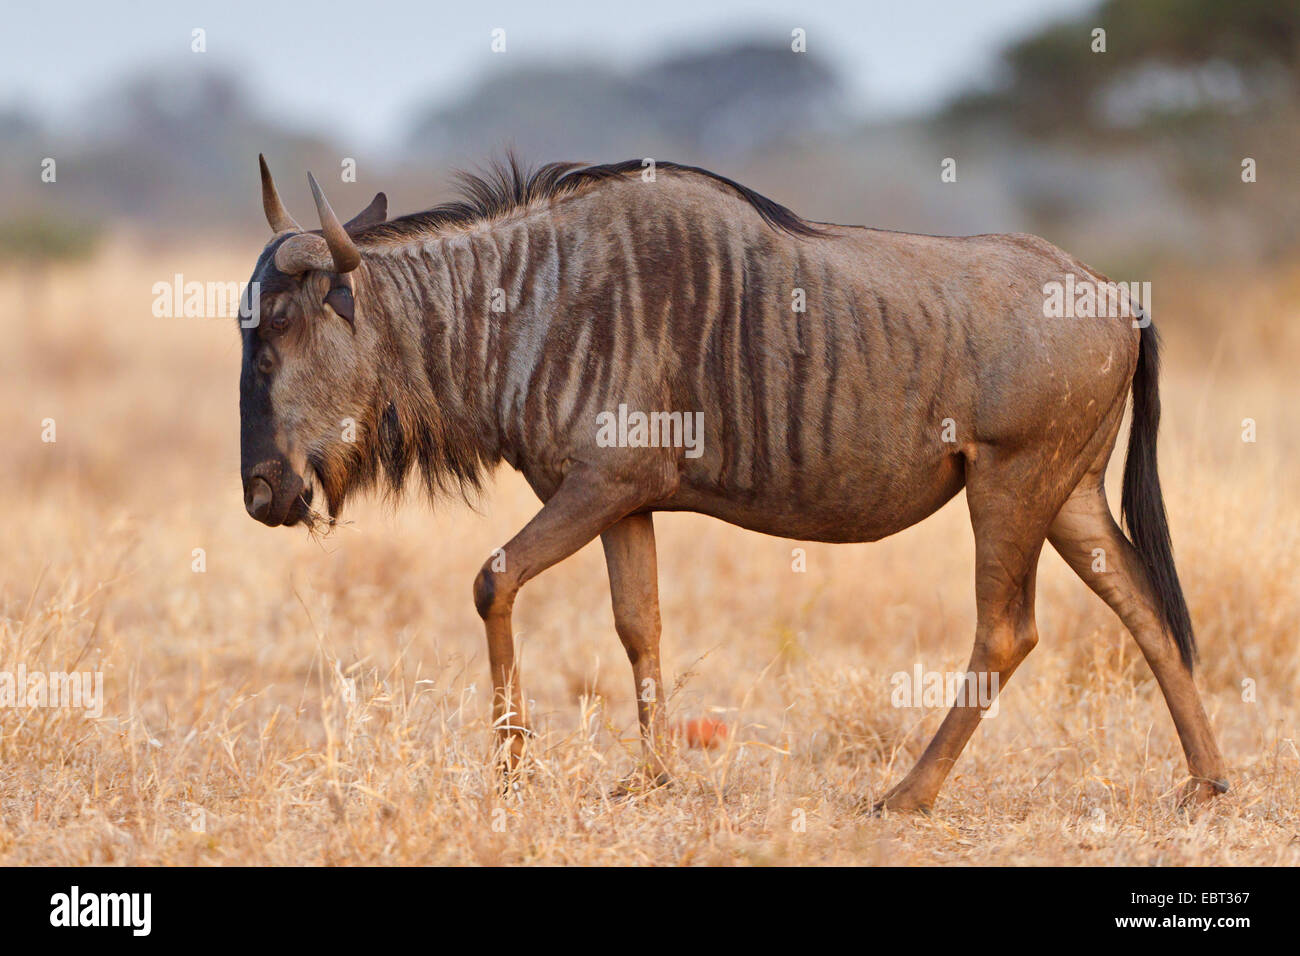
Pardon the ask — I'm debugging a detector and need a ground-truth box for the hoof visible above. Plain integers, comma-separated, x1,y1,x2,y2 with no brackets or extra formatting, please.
496,746,535,797
863,789,934,817
1178,776,1229,809
499,766,532,798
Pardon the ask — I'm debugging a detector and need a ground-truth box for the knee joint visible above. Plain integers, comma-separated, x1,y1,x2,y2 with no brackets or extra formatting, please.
614,619,660,664
977,623,1035,672
473,564,515,619
1015,621,1039,657
612,603,660,660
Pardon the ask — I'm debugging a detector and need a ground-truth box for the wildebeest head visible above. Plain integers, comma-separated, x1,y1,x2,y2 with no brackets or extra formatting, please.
239,155,388,528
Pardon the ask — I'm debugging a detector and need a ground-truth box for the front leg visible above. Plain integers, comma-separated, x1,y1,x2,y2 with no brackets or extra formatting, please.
601,513,671,792
473,466,645,776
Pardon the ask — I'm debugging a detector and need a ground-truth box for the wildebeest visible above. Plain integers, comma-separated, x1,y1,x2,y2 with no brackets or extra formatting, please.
239,154,1227,812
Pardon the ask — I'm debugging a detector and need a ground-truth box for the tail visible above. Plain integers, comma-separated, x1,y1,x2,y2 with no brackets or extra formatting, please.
1121,320,1196,670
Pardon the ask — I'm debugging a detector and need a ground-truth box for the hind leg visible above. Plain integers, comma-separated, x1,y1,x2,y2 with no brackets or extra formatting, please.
1048,477,1228,803
874,449,1054,813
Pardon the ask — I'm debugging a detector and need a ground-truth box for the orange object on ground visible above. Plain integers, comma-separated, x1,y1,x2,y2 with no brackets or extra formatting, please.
677,717,727,749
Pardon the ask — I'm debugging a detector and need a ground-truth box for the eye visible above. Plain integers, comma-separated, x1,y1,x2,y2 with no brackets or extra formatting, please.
268,312,290,333
257,349,275,375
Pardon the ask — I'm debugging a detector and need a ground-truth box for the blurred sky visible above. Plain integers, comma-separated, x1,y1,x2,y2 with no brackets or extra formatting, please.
2,0,1096,149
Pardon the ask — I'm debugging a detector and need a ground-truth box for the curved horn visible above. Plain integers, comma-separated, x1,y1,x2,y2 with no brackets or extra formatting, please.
259,154,300,233
273,233,332,276
308,172,361,273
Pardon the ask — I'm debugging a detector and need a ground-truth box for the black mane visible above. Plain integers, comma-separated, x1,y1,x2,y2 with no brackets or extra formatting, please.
352,155,824,242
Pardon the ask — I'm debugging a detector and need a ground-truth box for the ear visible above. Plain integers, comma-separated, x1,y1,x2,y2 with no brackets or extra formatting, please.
323,281,355,328
344,192,388,232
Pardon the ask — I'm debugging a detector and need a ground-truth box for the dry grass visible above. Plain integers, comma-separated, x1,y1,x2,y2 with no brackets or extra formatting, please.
1,240,1297,865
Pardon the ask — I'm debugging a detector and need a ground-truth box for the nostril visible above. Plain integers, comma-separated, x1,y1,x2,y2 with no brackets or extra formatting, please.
250,459,283,485
245,477,274,521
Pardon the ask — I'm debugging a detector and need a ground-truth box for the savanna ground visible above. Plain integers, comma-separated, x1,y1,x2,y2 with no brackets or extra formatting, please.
1,241,1298,865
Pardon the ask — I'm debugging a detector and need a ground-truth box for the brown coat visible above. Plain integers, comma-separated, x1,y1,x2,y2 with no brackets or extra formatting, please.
238,156,1227,811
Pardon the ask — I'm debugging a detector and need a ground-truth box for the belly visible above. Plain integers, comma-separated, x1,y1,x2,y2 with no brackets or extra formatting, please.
660,451,967,543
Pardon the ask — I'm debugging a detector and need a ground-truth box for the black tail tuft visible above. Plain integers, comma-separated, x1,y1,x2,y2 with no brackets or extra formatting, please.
1121,321,1196,670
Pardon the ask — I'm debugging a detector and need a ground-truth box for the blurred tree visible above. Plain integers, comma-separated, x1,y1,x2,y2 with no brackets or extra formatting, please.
0,216,102,320
948,0,1300,133
406,41,845,166
0,216,100,264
